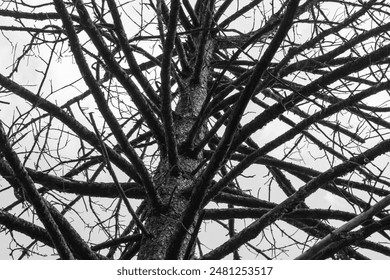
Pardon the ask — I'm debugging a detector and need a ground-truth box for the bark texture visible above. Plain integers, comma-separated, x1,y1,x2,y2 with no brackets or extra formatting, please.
138,40,214,259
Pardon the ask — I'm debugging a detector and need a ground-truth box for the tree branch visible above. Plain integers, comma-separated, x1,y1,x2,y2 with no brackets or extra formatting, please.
54,0,163,211
0,122,74,259
160,0,180,174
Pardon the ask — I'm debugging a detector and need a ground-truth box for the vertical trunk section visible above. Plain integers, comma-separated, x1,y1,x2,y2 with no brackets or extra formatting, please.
137,39,214,259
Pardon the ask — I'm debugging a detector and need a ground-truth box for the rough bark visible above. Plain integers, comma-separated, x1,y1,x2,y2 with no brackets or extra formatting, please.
137,39,214,259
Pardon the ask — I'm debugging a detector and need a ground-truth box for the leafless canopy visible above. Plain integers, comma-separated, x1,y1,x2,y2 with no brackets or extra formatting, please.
1,0,390,260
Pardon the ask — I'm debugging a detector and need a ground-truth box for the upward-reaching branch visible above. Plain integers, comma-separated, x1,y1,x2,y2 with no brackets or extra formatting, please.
160,0,180,175
234,41,390,149
54,0,163,211
107,0,161,109
191,0,214,84
196,0,300,206
69,0,166,148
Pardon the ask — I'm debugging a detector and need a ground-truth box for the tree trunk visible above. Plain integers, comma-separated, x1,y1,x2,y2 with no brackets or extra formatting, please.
137,38,214,259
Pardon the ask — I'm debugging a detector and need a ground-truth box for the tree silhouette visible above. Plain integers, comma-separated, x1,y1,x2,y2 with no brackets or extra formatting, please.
1,0,390,260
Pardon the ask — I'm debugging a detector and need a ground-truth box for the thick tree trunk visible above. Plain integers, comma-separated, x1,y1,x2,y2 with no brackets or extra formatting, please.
137,39,214,259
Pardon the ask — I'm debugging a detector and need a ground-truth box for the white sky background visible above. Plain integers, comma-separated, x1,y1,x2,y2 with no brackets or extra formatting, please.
1,0,390,260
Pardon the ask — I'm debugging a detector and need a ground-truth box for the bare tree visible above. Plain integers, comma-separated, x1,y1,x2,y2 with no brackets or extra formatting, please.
1,0,390,260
